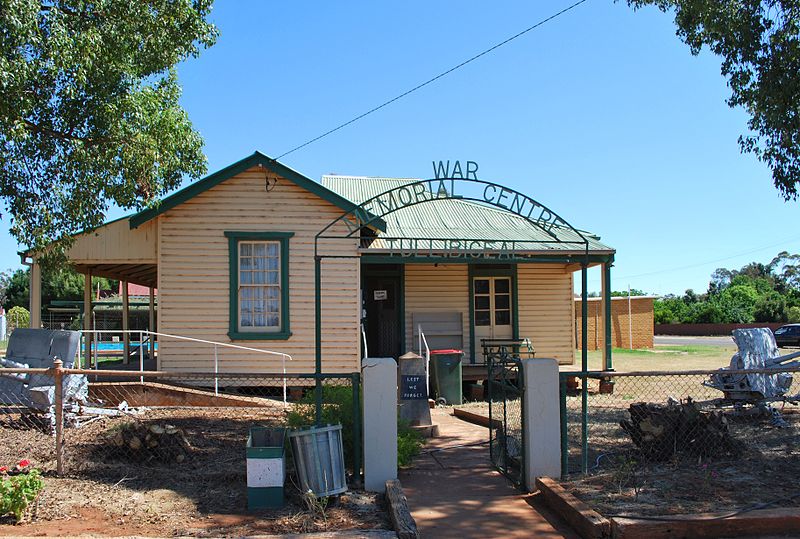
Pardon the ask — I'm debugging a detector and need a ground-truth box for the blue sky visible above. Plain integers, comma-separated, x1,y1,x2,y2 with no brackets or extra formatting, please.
2,0,798,295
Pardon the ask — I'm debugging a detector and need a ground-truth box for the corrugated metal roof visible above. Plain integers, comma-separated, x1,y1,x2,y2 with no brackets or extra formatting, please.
321,175,613,254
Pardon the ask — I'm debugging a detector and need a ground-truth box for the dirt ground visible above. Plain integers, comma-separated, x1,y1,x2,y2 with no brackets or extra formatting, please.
560,405,800,517
457,375,800,518
0,407,390,536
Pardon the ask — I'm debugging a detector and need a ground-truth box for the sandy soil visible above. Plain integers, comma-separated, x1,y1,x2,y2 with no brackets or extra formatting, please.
0,407,390,536
562,407,800,516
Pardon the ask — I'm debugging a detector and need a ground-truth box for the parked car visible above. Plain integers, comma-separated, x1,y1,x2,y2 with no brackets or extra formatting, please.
773,324,800,347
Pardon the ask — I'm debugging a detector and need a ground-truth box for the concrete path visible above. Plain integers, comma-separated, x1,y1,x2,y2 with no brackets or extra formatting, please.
400,408,578,539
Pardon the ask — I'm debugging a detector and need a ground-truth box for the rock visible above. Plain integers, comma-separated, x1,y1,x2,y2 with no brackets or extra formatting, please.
128,436,142,450
104,422,191,464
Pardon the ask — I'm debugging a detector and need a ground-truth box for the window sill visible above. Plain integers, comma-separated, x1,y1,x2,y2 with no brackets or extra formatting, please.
228,331,293,341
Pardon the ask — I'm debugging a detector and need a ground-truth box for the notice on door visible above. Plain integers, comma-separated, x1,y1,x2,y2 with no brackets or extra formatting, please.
400,375,427,400
373,290,388,300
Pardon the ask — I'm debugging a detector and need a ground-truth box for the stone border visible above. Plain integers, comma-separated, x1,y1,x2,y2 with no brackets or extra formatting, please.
452,407,501,429
611,507,800,538
536,478,611,538
536,477,800,539
385,479,419,539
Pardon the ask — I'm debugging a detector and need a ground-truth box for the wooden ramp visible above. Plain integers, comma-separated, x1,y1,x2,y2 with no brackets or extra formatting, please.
89,381,285,409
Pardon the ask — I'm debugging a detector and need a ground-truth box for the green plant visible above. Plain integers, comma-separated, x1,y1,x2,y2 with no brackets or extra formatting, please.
302,489,328,521
397,420,424,467
611,455,642,499
287,385,356,467
699,462,718,492
6,306,29,333
0,465,43,523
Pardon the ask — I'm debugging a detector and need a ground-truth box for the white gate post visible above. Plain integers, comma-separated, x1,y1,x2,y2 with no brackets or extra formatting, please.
522,358,561,490
362,357,397,492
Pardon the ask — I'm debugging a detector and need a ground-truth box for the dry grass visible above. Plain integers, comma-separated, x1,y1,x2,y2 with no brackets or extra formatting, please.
572,344,737,372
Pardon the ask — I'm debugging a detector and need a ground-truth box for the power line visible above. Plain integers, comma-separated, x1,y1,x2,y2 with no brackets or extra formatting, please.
276,0,591,160
617,234,800,281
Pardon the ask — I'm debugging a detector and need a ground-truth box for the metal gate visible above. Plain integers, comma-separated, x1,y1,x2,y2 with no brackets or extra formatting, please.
488,350,524,487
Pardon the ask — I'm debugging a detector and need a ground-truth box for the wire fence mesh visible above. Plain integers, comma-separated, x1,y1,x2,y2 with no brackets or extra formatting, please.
561,367,800,515
488,358,524,486
0,369,361,483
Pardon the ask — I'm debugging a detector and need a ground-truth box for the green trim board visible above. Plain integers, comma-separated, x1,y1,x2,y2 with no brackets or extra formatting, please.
603,260,613,371
226,231,294,340
399,264,405,356
129,151,387,231
469,266,475,363
359,254,613,265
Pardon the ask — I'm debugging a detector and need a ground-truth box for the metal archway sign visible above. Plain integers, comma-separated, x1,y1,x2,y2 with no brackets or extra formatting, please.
318,177,588,245
310,177,593,425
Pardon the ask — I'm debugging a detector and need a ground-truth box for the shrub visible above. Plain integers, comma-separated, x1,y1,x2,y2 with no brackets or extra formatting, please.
287,385,356,468
6,306,29,334
286,386,426,470
397,420,424,467
0,466,43,522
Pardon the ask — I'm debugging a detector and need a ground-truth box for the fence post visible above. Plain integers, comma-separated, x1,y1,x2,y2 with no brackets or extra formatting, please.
361,357,396,492
214,344,219,396
53,358,64,476
351,372,362,487
139,330,144,383
521,358,560,490
559,374,568,479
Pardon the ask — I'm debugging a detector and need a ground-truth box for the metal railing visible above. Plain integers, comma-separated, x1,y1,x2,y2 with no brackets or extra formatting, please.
0,365,362,483
360,324,368,360
79,329,292,403
560,366,800,476
418,324,431,395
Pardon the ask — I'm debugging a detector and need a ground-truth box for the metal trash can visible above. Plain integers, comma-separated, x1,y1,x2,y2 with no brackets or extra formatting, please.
246,426,287,509
430,349,463,405
289,424,347,497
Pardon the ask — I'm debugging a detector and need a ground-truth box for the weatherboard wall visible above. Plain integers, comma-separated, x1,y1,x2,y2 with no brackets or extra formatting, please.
67,217,158,264
155,166,360,373
403,263,576,365
404,264,471,362
516,265,575,365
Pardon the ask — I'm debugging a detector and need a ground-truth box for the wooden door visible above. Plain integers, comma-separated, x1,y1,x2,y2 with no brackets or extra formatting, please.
474,277,513,360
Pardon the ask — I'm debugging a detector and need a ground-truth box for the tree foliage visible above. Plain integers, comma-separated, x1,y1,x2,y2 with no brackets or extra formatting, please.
654,251,800,324
628,0,800,199
0,0,217,254
1,266,115,311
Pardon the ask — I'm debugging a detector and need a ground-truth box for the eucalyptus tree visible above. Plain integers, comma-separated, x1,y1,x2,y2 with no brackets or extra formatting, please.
0,0,217,256
629,0,800,199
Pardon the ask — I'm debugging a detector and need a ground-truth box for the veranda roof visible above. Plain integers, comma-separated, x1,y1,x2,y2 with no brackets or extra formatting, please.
322,175,614,255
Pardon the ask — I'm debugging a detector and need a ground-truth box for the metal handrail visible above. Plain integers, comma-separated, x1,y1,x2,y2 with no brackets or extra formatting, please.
79,329,292,404
418,324,431,396
360,324,368,360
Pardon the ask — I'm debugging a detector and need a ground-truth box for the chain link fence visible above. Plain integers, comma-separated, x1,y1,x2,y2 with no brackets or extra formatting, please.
0,368,361,486
488,357,524,486
560,367,800,515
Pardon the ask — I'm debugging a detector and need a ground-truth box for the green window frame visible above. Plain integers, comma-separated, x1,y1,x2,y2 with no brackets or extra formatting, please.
226,231,294,340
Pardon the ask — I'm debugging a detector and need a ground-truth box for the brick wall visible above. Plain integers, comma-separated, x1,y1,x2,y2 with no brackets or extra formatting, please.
575,297,655,350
